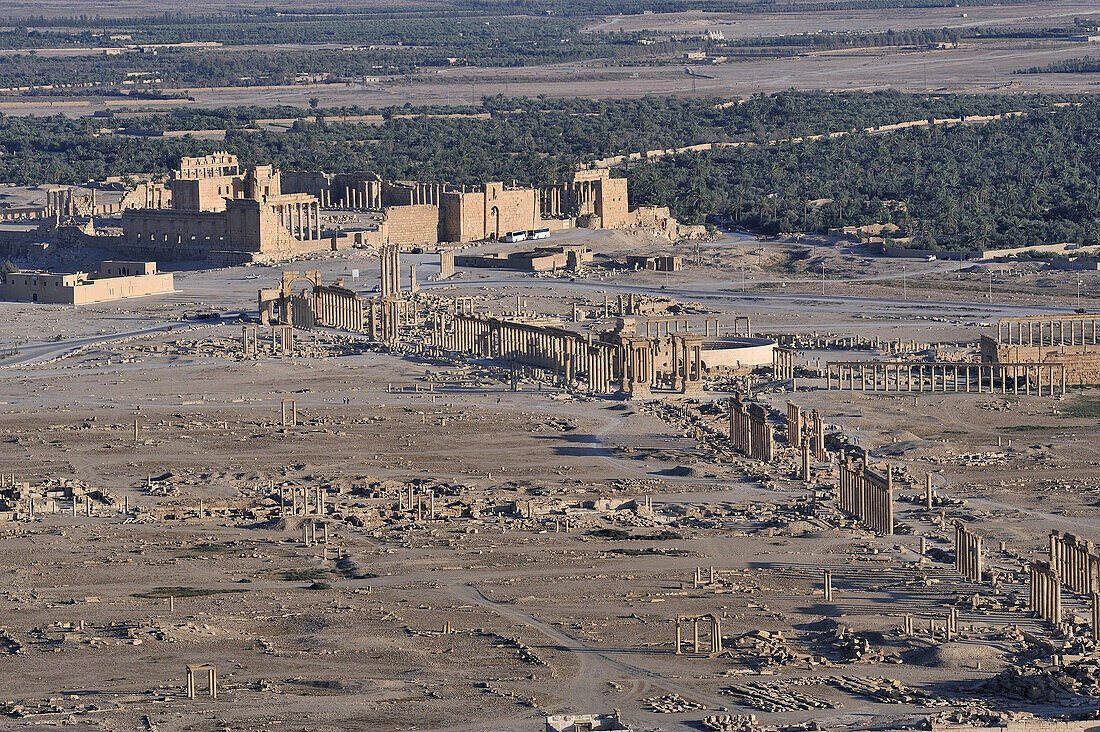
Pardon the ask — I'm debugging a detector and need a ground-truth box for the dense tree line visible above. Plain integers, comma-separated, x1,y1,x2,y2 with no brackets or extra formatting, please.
0,7,1092,92
457,0,1047,16
724,28,961,50
116,90,1060,142
627,100,1100,250
0,32,674,90
5,0,1067,29
0,91,1091,251
0,91,1068,183
0,28,977,91
1017,56,1100,74
2,4,1089,52
0,15,593,48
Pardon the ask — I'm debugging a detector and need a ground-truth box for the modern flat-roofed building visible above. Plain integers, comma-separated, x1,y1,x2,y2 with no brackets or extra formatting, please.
0,260,173,304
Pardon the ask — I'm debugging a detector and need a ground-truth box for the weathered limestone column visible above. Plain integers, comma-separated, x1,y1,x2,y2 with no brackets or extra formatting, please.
1093,592,1100,642
811,410,825,461
786,402,801,445
954,520,983,583
800,437,810,482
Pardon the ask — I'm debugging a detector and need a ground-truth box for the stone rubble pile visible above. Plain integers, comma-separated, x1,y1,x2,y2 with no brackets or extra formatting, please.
971,658,1100,705
701,714,759,732
818,675,946,706
644,694,704,713
809,625,897,664
931,703,1025,727
720,681,838,712
725,630,810,670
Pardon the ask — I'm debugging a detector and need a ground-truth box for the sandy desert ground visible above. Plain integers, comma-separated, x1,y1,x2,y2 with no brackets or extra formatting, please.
1,230,1099,730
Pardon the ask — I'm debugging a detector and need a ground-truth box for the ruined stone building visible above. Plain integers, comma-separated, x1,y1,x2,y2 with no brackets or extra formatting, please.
981,314,1100,387
2,154,699,265
283,166,701,246
0,183,166,224
120,153,328,265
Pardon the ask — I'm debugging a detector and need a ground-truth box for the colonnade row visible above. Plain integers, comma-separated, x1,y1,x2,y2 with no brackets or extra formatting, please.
787,402,802,445
997,315,1100,347
439,313,619,394
644,317,720,338
585,293,641,321
380,245,401,298
810,410,825,461
313,287,366,332
45,187,75,218
394,182,444,206
288,294,315,329
838,457,894,535
275,200,322,241
1050,530,1100,597
241,325,295,356
368,297,405,344
646,318,689,337
333,182,382,210
772,347,794,381
437,313,705,397
729,394,773,463
786,402,825,461
278,288,392,341
674,614,722,655
826,361,1065,395
537,181,600,219
669,335,704,395
1029,561,1062,625
440,250,455,279
280,485,326,516
954,521,983,583
1030,563,1100,637
272,324,294,355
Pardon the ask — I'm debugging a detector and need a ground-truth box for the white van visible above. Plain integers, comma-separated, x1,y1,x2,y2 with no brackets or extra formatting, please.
502,231,528,243
527,228,551,240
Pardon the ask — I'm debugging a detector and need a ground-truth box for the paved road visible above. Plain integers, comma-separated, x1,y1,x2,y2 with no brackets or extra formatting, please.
0,313,246,368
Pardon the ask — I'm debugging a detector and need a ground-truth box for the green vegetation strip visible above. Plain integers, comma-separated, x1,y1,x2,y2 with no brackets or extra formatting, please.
0,92,1095,252
132,586,248,599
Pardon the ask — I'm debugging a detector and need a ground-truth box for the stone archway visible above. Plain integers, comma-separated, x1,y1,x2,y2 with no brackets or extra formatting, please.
488,206,500,240
279,275,318,328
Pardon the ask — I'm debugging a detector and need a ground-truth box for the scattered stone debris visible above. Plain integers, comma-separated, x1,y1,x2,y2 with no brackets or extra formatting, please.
477,631,547,666
701,713,759,732
644,693,704,713
724,630,811,670
930,703,1027,727
819,675,946,706
805,622,898,664
720,681,838,712
971,658,1100,705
